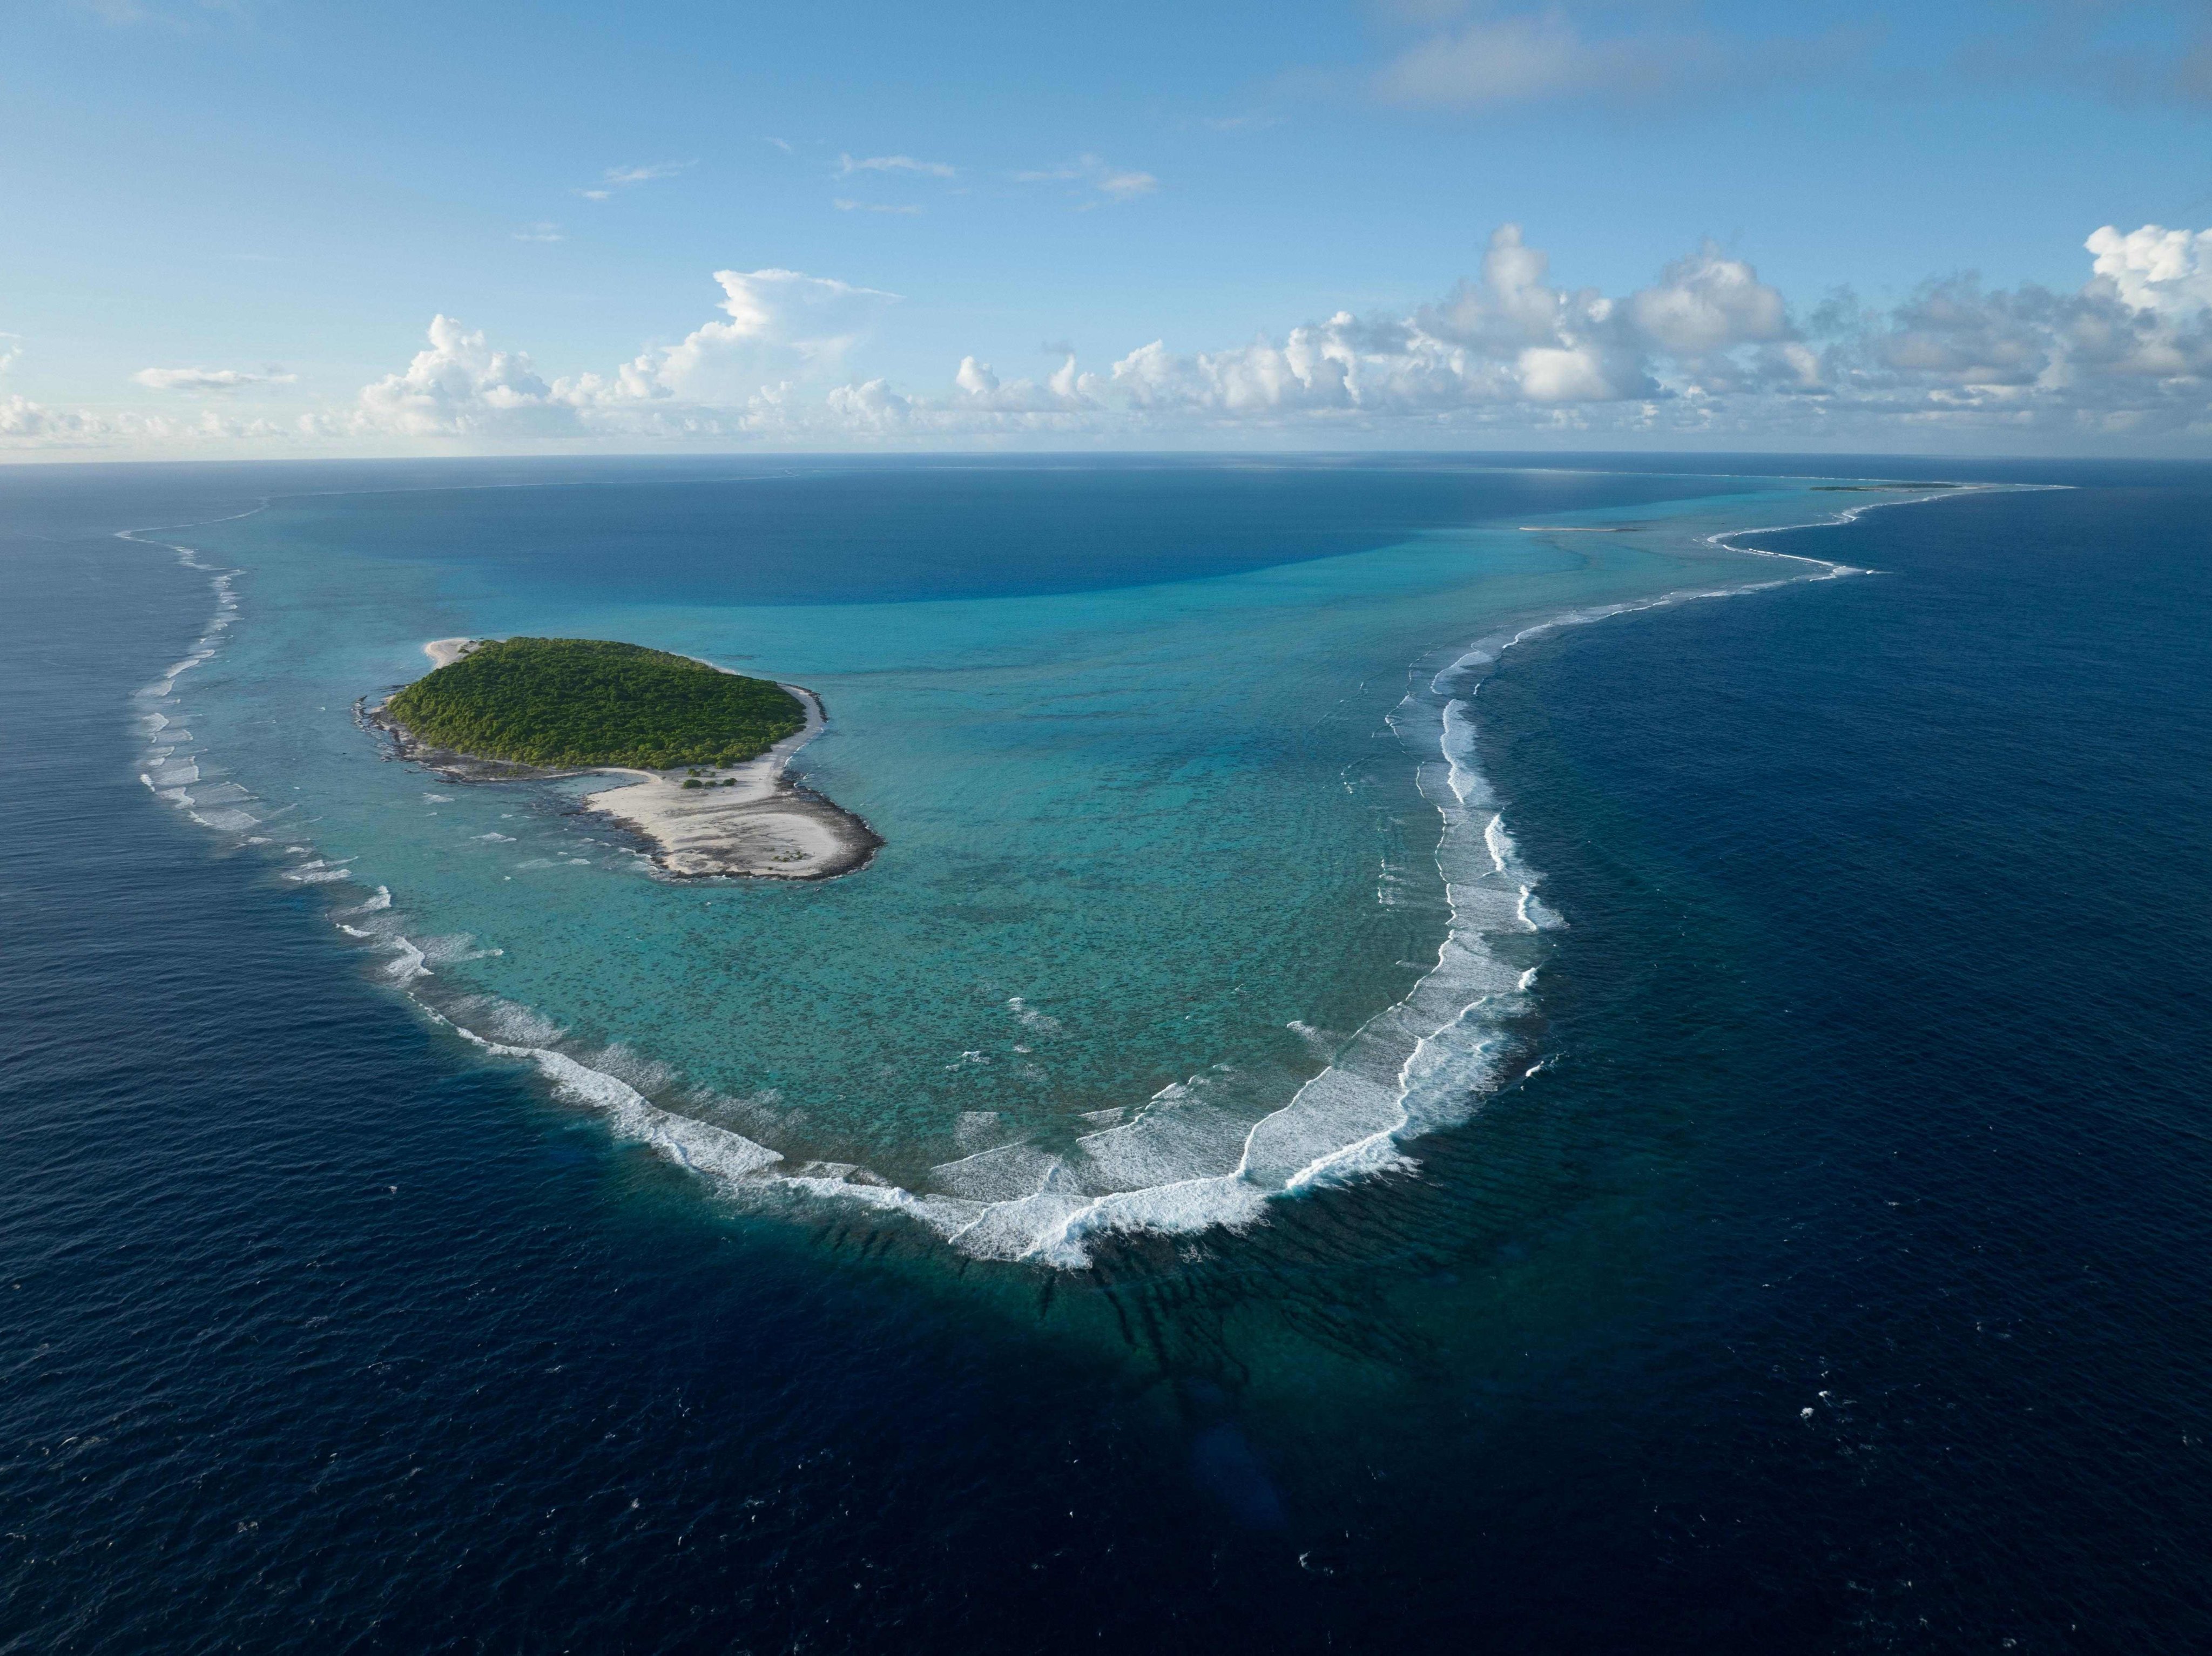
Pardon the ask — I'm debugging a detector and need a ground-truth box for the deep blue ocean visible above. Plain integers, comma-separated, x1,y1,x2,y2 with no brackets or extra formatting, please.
3,455,2208,1652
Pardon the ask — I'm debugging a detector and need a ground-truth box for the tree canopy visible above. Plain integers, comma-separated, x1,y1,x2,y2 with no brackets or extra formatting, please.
387,638,806,769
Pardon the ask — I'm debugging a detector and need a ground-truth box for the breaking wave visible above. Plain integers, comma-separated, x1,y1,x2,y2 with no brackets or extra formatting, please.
126,511,268,847
133,484,1995,1270
401,533,1866,1271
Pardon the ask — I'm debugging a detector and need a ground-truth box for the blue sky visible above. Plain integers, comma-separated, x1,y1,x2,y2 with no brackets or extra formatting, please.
5,0,2211,456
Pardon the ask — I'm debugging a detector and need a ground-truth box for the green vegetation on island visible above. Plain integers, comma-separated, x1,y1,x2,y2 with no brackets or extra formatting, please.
386,638,806,770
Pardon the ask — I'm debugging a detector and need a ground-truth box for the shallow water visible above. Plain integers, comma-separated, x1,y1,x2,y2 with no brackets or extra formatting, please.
6,455,2209,1653
138,459,1891,1265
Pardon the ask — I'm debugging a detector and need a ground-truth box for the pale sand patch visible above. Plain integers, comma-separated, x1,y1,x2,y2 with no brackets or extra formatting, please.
424,637,481,668
581,686,879,881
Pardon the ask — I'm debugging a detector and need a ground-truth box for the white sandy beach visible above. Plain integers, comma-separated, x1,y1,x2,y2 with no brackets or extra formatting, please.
581,685,878,880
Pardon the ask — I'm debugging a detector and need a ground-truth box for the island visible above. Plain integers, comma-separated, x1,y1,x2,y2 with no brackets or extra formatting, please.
369,636,879,880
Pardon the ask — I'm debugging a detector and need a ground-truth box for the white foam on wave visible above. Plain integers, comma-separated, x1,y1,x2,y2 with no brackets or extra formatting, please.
443,1017,787,1183
406,498,1905,1268
484,1001,567,1046
122,508,430,994
1007,996,1064,1036
123,511,274,859
869,489,1934,1265
928,1140,1069,1203
575,1042,679,1096
696,617,1565,1269
1072,1080,1254,1194
415,932,503,964
1700,478,2049,574
383,937,430,982
183,477,1975,1269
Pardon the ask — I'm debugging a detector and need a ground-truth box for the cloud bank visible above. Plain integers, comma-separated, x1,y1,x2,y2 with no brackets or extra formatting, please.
302,269,902,441
8,223,2211,455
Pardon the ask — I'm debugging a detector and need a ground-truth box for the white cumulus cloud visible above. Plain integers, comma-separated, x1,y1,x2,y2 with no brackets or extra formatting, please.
338,270,902,439
558,267,900,408
1102,225,1800,417
952,354,1100,412
2086,223,2212,316
350,315,581,438
1818,234,2212,432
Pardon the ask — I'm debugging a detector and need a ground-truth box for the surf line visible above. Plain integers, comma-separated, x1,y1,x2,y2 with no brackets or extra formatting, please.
980,585,1804,1264
703,501,1903,1268
356,485,1977,1272
914,483,2007,1267
121,505,271,837
127,482,1985,1272
1701,478,2056,576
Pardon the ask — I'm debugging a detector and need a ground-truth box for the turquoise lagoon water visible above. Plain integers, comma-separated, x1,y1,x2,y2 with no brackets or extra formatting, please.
137,463,1904,1266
